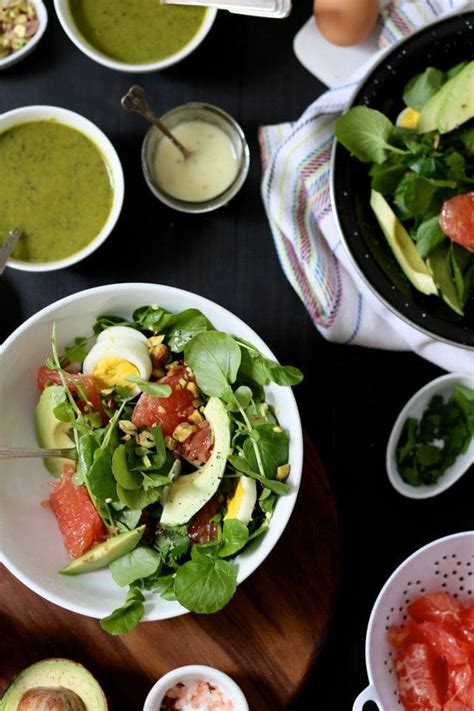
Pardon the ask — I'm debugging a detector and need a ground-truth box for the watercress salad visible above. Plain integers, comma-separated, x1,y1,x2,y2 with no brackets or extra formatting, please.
335,61,474,316
34,305,303,634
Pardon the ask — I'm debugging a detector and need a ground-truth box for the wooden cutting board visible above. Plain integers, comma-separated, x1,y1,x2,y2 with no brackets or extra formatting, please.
0,435,339,710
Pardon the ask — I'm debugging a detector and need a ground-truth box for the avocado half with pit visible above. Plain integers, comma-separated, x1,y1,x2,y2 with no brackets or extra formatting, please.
0,659,107,711
160,396,230,527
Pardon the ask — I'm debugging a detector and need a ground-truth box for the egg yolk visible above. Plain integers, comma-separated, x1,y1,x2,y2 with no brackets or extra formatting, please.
397,107,420,130
92,357,140,390
225,480,245,520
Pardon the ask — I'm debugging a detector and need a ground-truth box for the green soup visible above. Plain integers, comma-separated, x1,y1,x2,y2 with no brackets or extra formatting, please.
0,120,113,264
69,0,207,65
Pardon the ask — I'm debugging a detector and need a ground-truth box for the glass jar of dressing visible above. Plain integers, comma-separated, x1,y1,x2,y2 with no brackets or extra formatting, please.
142,102,249,213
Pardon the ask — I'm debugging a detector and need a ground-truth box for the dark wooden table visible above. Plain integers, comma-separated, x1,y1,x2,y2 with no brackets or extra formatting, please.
1,2,472,708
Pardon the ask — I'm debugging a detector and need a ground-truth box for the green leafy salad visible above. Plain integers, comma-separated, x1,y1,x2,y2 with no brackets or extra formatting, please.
335,60,474,316
34,305,303,634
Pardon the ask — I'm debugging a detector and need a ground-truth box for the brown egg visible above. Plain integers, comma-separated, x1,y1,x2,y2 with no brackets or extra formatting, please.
314,0,379,47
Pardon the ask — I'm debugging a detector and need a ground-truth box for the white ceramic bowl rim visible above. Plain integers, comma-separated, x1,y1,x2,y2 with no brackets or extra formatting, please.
0,105,124,272
0,0,48,70
53,0,217,73
386,372,474,500
143,665,249,711
0,283,303,621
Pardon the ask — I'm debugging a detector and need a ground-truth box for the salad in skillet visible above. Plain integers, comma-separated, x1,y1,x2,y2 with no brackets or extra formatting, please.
34,305,302,634
335,60,474,316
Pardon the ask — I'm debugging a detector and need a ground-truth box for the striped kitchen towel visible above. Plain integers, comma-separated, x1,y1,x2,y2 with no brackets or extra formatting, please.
260,0,473,372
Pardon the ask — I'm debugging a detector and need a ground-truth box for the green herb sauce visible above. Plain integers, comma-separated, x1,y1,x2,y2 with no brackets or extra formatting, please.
69,0,207,65
0,120,113,264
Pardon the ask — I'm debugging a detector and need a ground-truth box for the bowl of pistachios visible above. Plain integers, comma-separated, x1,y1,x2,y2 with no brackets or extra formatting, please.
0,0,47,70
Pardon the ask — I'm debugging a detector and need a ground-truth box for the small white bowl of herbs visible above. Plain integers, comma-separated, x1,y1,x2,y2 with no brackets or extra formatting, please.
386,373,474,499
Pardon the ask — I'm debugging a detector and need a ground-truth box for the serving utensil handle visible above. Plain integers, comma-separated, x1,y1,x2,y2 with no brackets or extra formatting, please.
161,0,292,18
0,448,77,460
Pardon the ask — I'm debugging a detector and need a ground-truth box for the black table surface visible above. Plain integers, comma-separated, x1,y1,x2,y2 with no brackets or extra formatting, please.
1,2,472,709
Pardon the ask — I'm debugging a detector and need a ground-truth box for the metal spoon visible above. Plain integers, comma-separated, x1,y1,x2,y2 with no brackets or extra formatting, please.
0,447,77,460
0,227,22,275
386,372,474,500
161,0,292,18
121,85,191,160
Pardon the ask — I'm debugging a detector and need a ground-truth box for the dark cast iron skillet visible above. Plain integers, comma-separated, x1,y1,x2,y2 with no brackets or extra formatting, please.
331,11,474,349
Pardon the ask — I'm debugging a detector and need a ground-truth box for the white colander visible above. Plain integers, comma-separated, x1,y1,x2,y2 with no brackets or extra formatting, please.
353,532,474,710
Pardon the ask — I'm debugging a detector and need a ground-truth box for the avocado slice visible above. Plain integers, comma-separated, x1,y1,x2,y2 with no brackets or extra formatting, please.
418,61,474,134
427,243,464,316
0,658,107,710
370,190,438,296
59,525,145,576
35,386,74,477
160,397,230,527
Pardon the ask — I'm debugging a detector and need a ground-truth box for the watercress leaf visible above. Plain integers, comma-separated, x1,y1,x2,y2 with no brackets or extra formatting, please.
258,477,289,495
219,519,249,558
446,61,469,80
237,347,269,386
126,376,171,398
184,331,241,398
152,425,166,467
409,156,438,178
174,555,237,614
415,216,446,258
73,433,98,486
162,309,211,352
117,483,162,510
335,107,395,164
394,174,443,219
150,574,177,600
94,314,134,335
449,242,469,303
64,342,88,364
403,67,444,110
259,488,277,514
141,472,172,490
370,163,406,195
227,453,257,476
112,444,142,490
53,400,75,423
227,386,253,412
445,152,466,181
453,385,474,435
267,364,303,386
243,424,289,479
460,123,474,153
133,305,168,332
114,508,142,533
89,448,117,502
110,546,161,588
100,587,145,635
156,528,190,567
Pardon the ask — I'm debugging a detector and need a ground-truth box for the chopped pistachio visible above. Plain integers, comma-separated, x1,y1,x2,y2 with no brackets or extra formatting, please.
276,464,290,481
142,454,152,468
119,419,137,435
147,334,164,347
164,436,176,451
273,426,283,433
0,1,38,58
173,422,197,443
136,431,155,449
152,367,165,378
186,381,199,398
188,409,203,425
157,405,166,414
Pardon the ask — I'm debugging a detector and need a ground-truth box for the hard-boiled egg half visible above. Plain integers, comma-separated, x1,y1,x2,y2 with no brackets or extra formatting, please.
83,326,152,393
396,106,420,130
224,475,257,525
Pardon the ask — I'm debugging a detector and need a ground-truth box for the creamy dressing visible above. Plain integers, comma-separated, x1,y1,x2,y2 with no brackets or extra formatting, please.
153,121,239,202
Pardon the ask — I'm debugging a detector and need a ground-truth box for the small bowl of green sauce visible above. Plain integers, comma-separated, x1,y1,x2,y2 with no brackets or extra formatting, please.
0,105,124,272
54,0,217,73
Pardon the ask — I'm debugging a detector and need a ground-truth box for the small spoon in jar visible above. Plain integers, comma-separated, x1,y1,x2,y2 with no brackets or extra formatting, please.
0,227,22,275
121,85,191,160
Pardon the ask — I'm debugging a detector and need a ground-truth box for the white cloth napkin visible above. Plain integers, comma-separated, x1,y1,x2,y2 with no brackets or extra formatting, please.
260,0,474,372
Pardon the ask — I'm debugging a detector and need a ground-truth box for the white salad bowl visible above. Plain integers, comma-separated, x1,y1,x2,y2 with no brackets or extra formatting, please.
53,0,217,73
386,373,474,500
0,283,303,621
0,105,124,272
0,0,48,71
